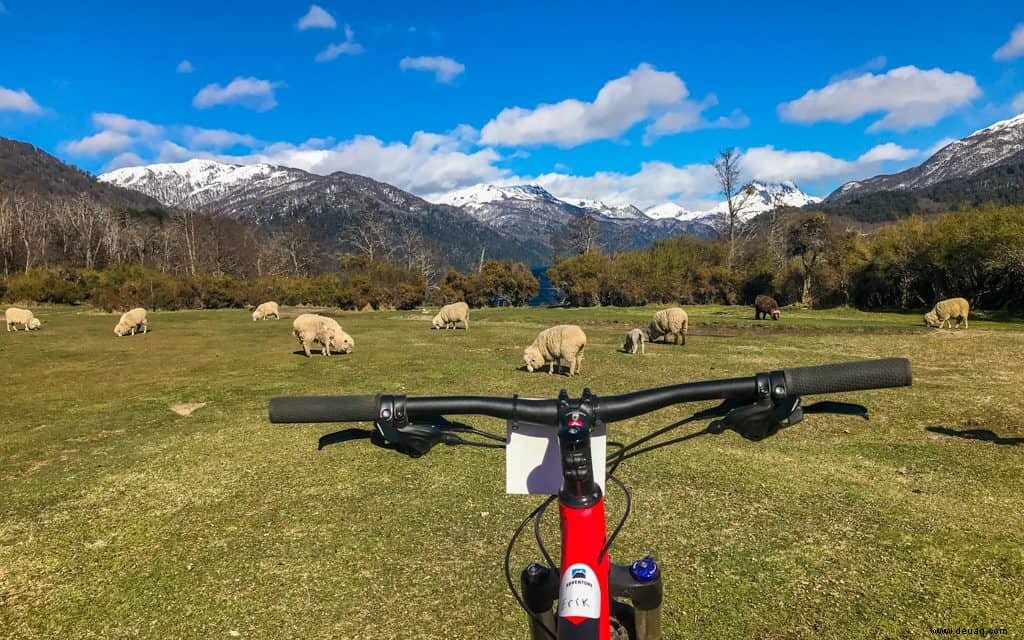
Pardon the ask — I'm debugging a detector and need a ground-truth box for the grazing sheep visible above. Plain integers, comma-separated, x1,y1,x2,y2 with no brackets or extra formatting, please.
114,308,148,337
292,313,354,357
432,301,470,331
754,294,781,321
523,324,587,376
647,307,689,345
5,307,40,331
924,297,970,329
623,328,646,355
252,301,280,321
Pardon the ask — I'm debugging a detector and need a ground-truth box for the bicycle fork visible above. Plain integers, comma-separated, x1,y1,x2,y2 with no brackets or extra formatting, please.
520,557,664,640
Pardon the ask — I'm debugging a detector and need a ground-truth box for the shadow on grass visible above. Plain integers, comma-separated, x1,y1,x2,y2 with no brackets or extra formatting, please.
291,350,352,358
317,428,372,450
926,426,1024,446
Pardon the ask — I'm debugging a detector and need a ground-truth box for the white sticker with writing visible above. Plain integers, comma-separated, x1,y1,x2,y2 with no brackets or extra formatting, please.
557,563,601,619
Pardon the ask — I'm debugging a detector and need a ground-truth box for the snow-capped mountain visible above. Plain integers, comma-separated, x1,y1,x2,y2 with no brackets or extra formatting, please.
100,159,315,212
645,181,821,225
567,198,648,221
827,111,1024,202
644,202,693,220
99,159,548,268
431,183,714,247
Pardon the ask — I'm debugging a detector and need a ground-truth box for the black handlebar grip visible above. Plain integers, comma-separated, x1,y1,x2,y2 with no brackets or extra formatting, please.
269,395,380,423
783,358,911,396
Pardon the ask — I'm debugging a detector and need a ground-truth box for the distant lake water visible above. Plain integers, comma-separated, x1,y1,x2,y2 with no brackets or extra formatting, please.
529,266,560,307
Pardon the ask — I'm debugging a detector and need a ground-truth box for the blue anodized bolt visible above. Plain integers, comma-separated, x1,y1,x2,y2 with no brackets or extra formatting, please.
629,556,659,582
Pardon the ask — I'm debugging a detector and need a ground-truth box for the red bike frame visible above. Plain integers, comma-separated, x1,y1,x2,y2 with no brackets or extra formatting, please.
558,497,611,639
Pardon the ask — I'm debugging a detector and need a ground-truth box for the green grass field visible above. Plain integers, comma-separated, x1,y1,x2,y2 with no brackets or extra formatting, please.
2,304,1023,639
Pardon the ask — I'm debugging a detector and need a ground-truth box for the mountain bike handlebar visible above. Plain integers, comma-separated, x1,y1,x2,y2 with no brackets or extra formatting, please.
268,357,911,425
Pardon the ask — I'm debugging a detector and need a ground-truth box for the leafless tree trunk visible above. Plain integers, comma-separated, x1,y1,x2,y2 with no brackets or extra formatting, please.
713,148,755,272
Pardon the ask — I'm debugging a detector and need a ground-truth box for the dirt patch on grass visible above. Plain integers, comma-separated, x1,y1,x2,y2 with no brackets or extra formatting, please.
170,402,207,416
8,459,51,479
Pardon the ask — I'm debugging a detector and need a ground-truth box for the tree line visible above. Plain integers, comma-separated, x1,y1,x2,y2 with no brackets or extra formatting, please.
547,204,1024,312
0,193,539,310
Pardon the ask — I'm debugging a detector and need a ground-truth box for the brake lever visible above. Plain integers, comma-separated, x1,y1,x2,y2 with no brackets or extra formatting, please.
711,396,803,441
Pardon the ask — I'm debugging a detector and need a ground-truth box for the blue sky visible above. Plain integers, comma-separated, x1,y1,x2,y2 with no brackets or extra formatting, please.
1,0,1023,208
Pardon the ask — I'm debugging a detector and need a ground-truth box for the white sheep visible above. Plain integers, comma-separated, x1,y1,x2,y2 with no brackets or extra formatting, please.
523,324,587,376
623,328,646,355
252,301,280,321
924,297,970,329
432,301,470,331
292,313,354,357
114,308,148,337
647,307,689,345
5,307,40,331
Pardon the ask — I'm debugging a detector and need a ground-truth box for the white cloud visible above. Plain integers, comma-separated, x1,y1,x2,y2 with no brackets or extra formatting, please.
62,131,135,156
994,24,1024,61
176,59,195,74
0,85,43,114
182,126,258,149
1013,91,1024,113
93,112,164,138
192,77,283,111
741,144,920,183
531,161,719,209
297,5,336,30
778,66,981,132
244,129,504,195
104,152,146,171
399,56,465,83
856,142,919,163
479,63,745,148
315,24,364,61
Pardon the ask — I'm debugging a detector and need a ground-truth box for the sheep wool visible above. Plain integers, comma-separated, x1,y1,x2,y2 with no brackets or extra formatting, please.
924,297,970,329
114,308,148,337
5,307,40,331
647,307,689,345
252,301,280,321
292,313,354,357
431,302,470,331
523,324,587,376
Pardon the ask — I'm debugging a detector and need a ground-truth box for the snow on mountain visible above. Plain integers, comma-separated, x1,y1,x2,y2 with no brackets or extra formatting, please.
433,183,564,209
99,158,312,211
827,111,1024,201
568,198,648,221
644,202,693,220
645,181,820,225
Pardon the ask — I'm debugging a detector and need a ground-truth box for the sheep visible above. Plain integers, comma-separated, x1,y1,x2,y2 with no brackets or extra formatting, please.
523,324,587,376
623,328,646,355
252,301,280,321
114,308,148,337
292,313,354,357
5,307,40,331
924,297,970,330
646,307,688,345
431,301,470,331
754,294,781,321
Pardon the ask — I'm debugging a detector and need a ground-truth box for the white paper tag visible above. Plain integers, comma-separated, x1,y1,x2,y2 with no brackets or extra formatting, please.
505,420,606,495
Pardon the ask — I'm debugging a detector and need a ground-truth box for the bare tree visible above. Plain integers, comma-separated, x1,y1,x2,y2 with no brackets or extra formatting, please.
567,213,601,255
713,148,755,272
348,209,396,262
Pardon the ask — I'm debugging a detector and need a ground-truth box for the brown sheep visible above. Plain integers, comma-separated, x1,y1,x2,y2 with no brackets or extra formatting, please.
754,295,781,320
